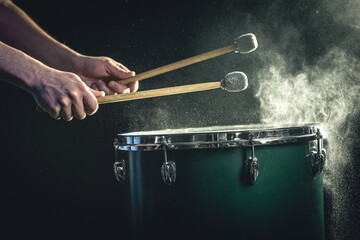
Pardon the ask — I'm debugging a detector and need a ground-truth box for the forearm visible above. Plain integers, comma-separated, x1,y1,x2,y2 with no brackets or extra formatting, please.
0,0,80,72
0,40,51,93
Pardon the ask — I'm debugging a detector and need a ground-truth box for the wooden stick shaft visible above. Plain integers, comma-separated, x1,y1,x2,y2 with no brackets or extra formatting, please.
118,45,234,85
97,82,221,104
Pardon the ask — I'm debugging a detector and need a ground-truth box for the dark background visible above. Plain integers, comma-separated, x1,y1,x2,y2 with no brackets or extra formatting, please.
1,0,359,239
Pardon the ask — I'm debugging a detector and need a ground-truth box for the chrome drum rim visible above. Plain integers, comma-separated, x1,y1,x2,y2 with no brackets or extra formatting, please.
115,123,325,151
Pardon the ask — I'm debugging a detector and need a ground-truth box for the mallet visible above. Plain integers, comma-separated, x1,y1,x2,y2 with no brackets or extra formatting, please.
118,33,257,85
97,71,248,104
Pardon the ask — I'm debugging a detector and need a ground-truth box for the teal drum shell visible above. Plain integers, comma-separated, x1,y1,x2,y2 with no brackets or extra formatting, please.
114,124,326,240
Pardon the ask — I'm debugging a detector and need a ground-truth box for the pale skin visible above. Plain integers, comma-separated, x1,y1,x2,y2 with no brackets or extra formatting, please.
0,0,138,121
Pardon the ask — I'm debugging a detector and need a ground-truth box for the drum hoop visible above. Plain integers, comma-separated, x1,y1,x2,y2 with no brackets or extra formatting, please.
116,123,325,151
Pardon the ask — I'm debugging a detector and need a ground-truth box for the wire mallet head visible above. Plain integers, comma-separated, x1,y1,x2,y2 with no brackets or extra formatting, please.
234,33,258,54
118,33,258,85
220,71,248,92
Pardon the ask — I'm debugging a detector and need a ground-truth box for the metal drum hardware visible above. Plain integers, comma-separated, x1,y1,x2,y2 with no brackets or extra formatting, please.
310,128,326,178
113,138,126,183
161,143,176,185
245,133,259,185
114,159,126,184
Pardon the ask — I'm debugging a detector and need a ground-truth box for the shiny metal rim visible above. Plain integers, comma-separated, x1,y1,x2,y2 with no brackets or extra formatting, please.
115,123,325,151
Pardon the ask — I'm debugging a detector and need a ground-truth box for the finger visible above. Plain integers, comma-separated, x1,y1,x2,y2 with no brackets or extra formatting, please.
115,62,130,72
34,97,61,120
58,96,73,121
97,80,116,95
47,104,61,120
60,106,73,121
91,82,100,91
89,87,105,97
129,81,139,93
106,61,135,79
71,99,86,120
108,80,131,94
84,89,99,116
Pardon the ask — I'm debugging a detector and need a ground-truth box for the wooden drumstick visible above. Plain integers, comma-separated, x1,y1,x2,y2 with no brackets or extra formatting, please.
98,82,220,104
36,72,247,111
97,71,248,104
118,33,257,85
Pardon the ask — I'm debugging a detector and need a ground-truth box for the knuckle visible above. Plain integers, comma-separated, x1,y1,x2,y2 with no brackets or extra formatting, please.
68,72,79,79
68,90,79,99
59,96,70,107
103,57,113,64
78,82,87,91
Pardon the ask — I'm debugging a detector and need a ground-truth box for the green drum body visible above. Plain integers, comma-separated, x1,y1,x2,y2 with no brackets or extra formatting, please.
114,124,326,240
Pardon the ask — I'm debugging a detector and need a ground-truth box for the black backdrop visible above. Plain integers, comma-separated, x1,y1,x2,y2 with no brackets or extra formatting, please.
1,0,360,239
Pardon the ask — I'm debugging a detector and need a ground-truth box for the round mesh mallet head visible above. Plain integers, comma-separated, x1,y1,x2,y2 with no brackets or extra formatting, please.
220,71,248,92
234,33,258,54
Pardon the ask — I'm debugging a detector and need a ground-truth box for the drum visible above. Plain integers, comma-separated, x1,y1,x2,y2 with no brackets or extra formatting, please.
113,123,326,240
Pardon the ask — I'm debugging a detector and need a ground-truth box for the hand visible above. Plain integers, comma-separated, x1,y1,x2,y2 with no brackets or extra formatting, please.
74,55,139,95
32,68,104,121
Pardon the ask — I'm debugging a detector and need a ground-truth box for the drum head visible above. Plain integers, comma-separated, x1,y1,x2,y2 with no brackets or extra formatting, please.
116,123,325,151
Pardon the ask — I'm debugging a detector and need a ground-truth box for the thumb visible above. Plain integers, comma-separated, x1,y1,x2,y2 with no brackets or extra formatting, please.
89,88,105,97
107,62,135,79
